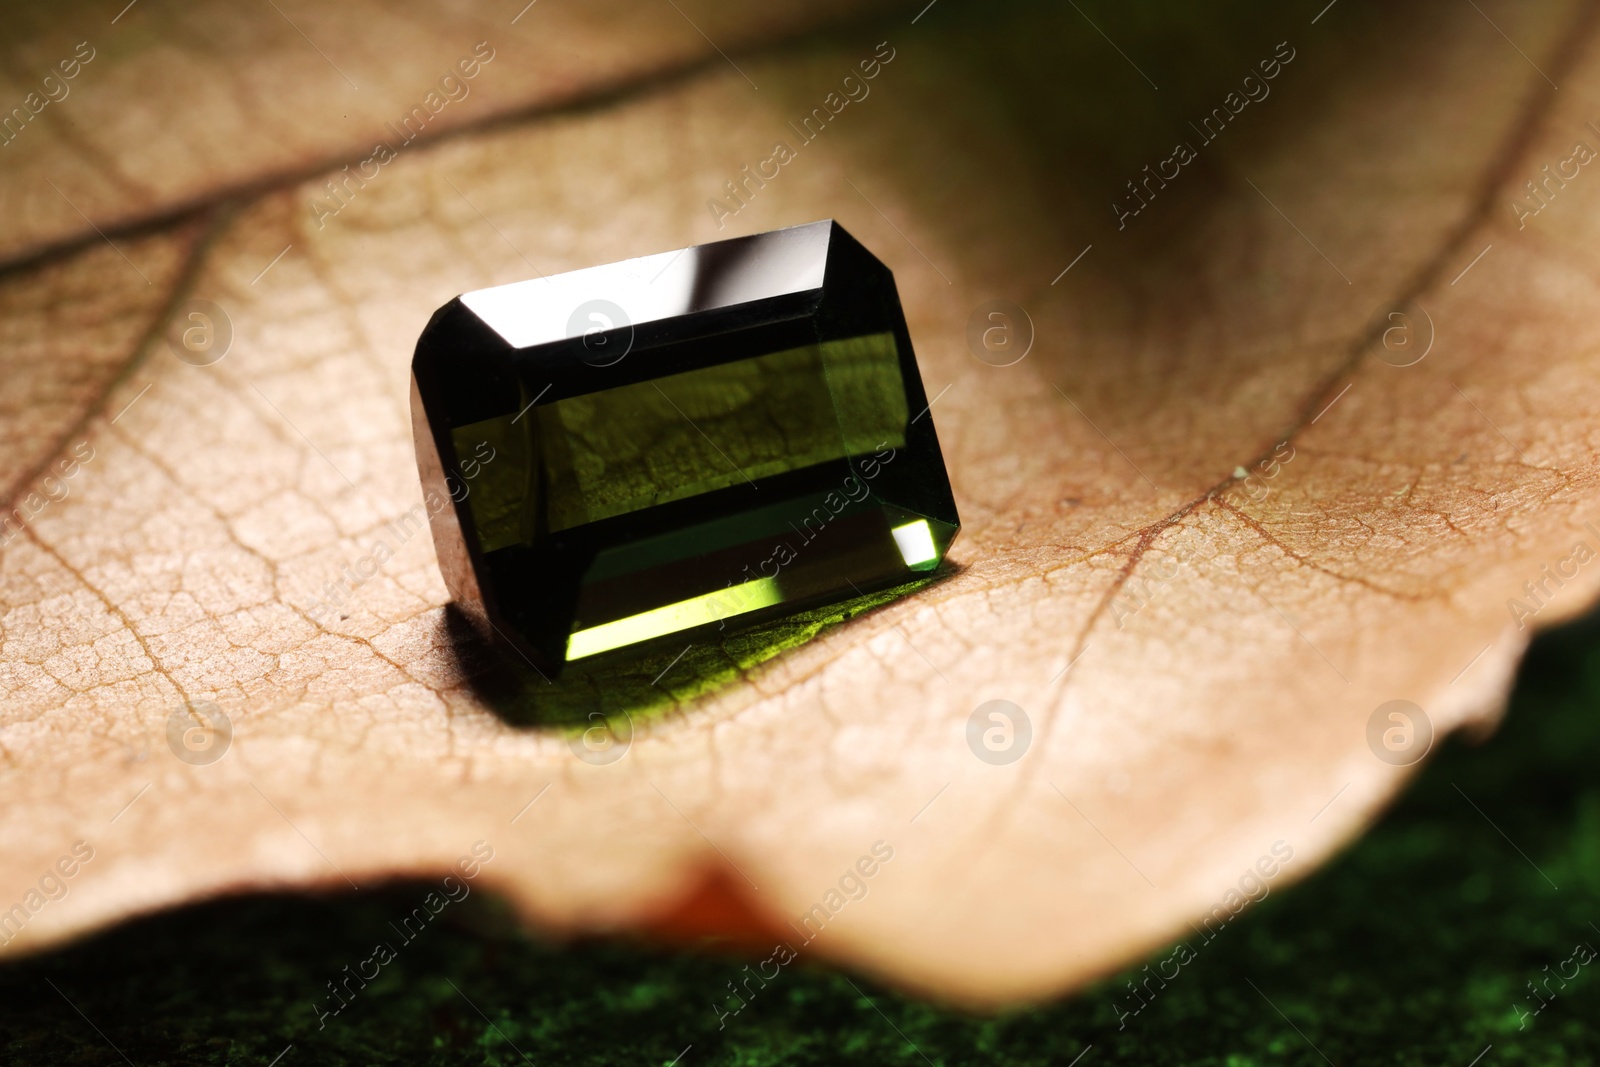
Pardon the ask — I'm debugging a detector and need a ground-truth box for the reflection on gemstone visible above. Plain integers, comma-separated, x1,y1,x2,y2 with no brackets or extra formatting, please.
566,576,783,661
411,220,960,674
457,224,831,349
891,519,940,569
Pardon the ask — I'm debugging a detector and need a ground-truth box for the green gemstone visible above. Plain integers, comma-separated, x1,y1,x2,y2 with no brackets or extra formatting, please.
410,220,959,673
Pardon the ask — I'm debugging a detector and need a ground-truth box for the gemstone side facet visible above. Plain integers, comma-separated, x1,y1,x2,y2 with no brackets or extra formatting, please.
410,220,959,673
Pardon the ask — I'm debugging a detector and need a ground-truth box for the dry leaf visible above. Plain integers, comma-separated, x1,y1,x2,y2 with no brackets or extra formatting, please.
4,0,1600,1007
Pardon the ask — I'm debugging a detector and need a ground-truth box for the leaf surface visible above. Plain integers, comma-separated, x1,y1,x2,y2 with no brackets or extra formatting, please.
4,0,1600,1006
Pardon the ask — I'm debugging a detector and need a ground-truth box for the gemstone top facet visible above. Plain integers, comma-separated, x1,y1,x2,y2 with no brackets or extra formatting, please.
410,220,959,674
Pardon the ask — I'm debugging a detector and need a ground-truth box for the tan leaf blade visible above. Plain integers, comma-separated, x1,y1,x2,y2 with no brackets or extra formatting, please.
3,0,1599,1007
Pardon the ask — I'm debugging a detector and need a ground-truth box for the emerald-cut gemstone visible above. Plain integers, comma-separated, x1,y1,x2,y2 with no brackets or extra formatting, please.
409,220,959,673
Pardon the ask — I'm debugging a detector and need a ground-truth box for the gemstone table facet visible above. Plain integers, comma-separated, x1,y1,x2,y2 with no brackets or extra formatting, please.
410,220,959,674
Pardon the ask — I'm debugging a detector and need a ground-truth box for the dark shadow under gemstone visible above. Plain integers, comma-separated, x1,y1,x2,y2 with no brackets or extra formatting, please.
410,220,959,674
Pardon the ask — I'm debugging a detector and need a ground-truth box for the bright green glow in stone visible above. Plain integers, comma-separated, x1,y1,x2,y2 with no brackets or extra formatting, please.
538,333,905,531
565,577,782,660
891,519,940,569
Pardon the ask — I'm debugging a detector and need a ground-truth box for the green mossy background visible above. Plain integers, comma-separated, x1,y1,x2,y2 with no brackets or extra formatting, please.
4,612,1598,1065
